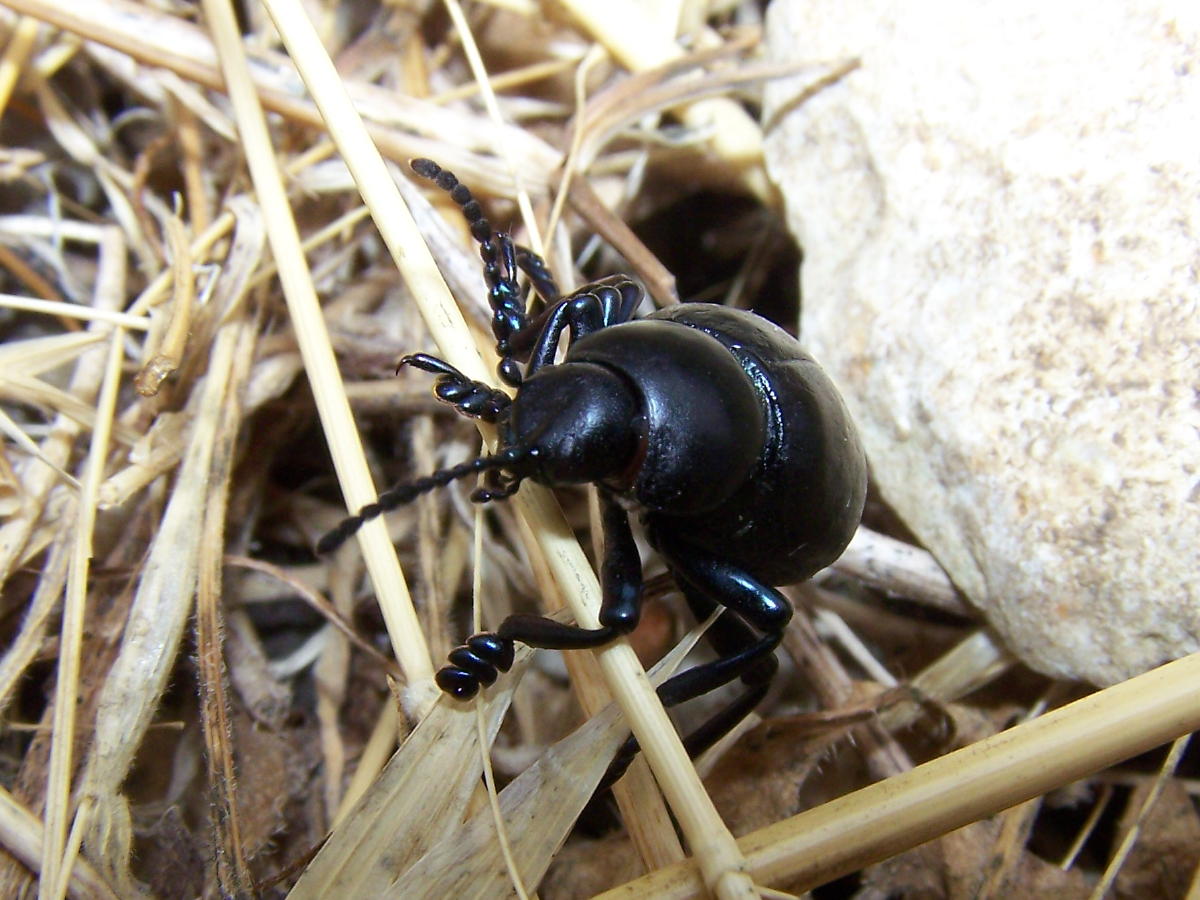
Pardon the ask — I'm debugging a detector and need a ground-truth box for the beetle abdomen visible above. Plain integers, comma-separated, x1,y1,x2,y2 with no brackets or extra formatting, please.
567,319,766,514
644,304,867,585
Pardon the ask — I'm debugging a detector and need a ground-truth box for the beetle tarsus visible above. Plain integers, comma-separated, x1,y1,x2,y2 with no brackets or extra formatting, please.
436,618,621,699
400,353,512,423
514,247,559,304
435,633,516,699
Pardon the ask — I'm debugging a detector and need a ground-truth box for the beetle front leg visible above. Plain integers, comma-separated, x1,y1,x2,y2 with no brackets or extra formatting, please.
481,234,530,387
436,491,643,699
518,275,645,375
400,353,512,423
514,246,560,307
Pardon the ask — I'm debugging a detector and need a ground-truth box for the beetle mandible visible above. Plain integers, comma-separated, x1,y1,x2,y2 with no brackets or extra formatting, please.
319,159,867,763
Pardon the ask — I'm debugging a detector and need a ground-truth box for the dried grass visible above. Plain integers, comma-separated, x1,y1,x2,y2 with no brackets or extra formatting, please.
0,2,1196,899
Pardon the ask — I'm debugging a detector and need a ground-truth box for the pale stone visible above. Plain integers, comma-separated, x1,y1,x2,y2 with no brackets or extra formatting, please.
763,0,1200,684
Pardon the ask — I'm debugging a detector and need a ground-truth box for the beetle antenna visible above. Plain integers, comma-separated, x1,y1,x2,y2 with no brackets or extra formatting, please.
411,158,495,251
317,446,531,554
410,158,528,388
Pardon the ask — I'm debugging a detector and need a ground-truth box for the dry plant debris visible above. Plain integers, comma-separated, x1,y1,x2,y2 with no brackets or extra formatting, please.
0,2,1195,899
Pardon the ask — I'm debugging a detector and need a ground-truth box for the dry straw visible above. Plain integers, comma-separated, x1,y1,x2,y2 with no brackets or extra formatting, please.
252,0,757,892
0,1,1196,899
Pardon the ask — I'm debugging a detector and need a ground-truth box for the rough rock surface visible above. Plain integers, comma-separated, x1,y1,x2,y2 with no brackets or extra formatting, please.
763,0,1199,684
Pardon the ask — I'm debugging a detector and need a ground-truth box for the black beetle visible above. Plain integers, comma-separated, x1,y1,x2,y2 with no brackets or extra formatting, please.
320,159,867,764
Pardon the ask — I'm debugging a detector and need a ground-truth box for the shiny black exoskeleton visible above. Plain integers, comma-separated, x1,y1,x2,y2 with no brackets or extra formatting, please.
319,160,867,770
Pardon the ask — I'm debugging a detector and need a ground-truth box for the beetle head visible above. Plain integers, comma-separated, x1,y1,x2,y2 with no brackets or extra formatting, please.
504,361,641,488
316,362,642,555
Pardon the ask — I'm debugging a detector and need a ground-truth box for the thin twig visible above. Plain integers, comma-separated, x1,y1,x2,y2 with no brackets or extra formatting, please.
205,0,436,704
594,651,1200,897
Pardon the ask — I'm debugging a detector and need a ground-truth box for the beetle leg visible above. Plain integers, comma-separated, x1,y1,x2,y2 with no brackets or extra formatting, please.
469,467,522,503
502,492,642,638
518,275,644,374
400,353,511,423
670,583,784,694
598,583,783,789
651,535,793,636
650,540,791,707
436,491,643,698
484,234,530,388
514,246,560,307
605,274,645,325
599,681,772,792
522,290,603,373
596,534,792,787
